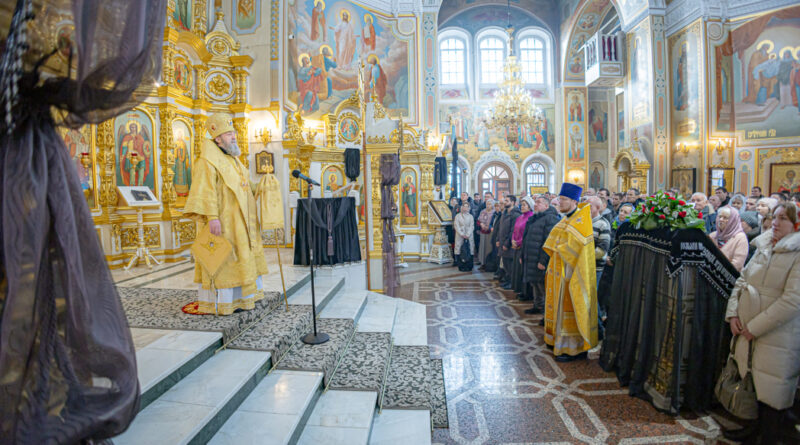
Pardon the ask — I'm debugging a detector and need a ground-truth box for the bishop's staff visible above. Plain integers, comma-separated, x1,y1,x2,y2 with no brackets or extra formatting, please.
359,62,371,290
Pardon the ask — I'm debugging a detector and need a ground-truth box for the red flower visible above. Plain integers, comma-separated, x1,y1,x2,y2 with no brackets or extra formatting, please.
678,211,687,218
650,206,656,212
678,200,686,206
698,212,703,218
658,214,666,220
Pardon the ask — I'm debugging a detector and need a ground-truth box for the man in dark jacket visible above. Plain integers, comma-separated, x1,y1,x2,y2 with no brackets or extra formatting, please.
494,195,520,285
521,196,560,314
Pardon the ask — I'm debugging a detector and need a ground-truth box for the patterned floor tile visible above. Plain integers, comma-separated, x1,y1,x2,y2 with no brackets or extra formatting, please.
329,332,392,392
393,265,736,445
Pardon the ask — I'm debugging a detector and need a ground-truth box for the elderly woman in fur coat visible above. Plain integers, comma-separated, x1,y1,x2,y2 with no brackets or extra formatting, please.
723,202,800,444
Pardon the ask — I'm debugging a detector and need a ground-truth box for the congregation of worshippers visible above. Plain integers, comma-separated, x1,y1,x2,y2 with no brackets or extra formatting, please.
443,181,800,359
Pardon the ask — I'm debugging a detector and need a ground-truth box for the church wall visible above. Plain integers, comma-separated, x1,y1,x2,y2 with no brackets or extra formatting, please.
668,19,706,197
704,4,800,195
625,16,655,189
284,0,419,125
588,89,611,190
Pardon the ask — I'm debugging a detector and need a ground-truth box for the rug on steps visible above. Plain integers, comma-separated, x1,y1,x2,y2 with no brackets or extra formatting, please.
226,304,313,361
119,287,282,342
328,332,392,392
276,318,355,386
382,345,432,411
430,358,449,428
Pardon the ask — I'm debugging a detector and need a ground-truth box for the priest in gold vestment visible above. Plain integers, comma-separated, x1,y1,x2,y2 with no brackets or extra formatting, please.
184,113,269,315
543,183,598,361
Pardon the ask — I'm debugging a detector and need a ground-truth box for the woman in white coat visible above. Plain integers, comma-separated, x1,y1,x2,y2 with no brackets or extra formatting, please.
724,202,800,444
453,203,475,268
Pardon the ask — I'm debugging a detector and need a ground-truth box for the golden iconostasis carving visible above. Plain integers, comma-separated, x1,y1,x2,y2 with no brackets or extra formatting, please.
49,3,265,268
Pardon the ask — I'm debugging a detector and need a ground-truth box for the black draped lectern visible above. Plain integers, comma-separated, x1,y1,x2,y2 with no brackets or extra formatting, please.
599,224,740,415
294,197,361,266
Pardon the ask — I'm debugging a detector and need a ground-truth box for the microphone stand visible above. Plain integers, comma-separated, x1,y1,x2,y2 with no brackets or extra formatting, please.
301,181,330,345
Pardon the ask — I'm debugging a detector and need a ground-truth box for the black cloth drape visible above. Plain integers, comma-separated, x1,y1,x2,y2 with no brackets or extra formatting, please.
599,224,738,414
0,1,166,444
344,148,360,181
380,154,400,296
450,139,458,198
294,197,361,266
434,156,447,185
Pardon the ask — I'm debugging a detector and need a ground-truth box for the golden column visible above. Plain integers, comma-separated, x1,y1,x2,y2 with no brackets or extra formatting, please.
370,153,382,252
96,120,118,220
193,114,207,160
159,106,178,218
232,117,250,168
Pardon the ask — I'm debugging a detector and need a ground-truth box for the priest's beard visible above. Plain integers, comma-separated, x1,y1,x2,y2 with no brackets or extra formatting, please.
218,140,241,157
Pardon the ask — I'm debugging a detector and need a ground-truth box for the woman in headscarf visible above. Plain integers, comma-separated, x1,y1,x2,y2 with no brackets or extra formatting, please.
730,194,747,212
477,198,495,266
710,206,749,271
739,210,761,264
510,196,535,298
611,203,634,239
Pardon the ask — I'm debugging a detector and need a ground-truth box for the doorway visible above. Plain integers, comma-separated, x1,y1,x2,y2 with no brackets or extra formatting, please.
478,163,513,199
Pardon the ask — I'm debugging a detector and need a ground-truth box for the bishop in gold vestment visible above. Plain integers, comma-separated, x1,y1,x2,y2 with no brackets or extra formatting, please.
543,183,598,360
184,114,269,315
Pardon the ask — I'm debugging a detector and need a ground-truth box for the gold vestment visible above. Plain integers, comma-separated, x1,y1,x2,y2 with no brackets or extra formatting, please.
184,139,268,313
543,203,598,356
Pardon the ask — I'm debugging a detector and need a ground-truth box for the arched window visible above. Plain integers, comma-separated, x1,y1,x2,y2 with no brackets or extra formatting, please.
440,38,466,85
479,37,505,84
519,37,545,84
479,164,512,198
525,162,546,188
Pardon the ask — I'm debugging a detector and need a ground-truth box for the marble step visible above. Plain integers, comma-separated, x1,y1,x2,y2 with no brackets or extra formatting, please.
276,318,356,386
328,332,392,393
382,345,433,411
296,390,378,445
392,299,428,346
132,328,223,411
368,410,433,445
356,293,398,333
287,275,345,312
114,349,270,445
228,305,314,362
320,289,369,321
209,370,324,445
261,266,312,299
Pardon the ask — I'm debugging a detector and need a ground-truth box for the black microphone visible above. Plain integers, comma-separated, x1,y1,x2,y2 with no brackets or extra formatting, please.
292,169,320,186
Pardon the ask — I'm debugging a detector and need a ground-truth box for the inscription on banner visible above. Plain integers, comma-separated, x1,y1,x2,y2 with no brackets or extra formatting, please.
745,128,778,140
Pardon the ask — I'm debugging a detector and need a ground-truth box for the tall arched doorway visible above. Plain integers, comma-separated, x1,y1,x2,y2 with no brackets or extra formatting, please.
478,163,513,199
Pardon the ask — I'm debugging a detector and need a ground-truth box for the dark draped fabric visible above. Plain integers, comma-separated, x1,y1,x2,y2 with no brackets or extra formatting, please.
450,140,459,199
0,1,165,443
294,197,361,266
600,224,738,415
344,148,360,181
380,154,400,296
434,156,447,186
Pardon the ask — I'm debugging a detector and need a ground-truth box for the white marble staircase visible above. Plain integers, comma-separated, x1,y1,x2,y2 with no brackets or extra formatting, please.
116,266,432,445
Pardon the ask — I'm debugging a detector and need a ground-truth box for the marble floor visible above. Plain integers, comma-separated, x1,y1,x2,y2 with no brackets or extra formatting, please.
396,262,738,445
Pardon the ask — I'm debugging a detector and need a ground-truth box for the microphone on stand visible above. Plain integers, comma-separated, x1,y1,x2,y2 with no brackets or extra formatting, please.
292,169,320,186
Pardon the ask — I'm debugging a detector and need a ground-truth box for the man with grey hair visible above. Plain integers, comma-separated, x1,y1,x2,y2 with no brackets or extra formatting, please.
691,192,716,232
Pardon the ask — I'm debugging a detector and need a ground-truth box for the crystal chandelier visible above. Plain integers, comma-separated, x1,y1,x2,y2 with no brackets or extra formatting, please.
485,2,544,134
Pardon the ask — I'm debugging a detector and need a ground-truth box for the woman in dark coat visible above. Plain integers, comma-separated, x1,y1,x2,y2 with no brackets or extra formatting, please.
446,197,459,264
483,202,503,272
521,199,561,313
